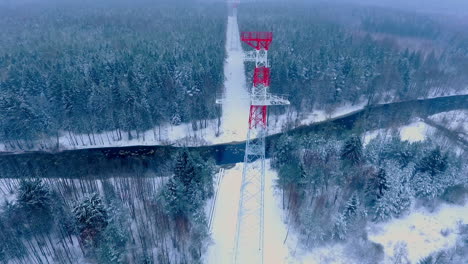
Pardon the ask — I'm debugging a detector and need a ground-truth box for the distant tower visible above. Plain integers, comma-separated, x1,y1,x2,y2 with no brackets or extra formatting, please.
233,32,289,264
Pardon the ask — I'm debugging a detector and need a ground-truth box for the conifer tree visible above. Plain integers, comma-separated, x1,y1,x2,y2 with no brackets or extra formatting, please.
16,179,53,234
341,135,363,166
73,193,109,245
416,147,448,177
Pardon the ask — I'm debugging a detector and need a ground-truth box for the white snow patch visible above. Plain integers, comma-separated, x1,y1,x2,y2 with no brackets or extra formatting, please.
296,244,349,264
399,121,429,142
368,202,468,263
363,129,387,145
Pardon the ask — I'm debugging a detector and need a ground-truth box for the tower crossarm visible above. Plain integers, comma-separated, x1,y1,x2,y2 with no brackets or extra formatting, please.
241,32,273,50
251,93,290,106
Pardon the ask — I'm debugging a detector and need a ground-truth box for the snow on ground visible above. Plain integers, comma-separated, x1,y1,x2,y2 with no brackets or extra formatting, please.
2,87,463,153
205,161,293,264
427,110,468,139
205,164,242,263
368,202,468,263
205,14,291,264
268,102,367,135
424,86,468,100
205,160,355,264
363,119,433,145
399,120,430,142
364,109,468,149
217,15,250,144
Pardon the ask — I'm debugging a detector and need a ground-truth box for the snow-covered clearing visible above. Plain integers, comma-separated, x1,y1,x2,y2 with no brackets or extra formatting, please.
205,161,357,264
399,121,431,142
217,15,250,143
363,120,432,145
364,110,468,153
205,161,293,264
368,202,468,263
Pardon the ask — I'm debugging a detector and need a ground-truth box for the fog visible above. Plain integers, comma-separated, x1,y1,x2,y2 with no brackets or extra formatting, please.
2,0,468,16
324,0,468,15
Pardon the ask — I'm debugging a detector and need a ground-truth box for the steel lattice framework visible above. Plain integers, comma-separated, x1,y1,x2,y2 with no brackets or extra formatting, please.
232,31,290,264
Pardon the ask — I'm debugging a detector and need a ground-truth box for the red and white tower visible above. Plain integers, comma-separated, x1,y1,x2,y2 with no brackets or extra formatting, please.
233,32,289,264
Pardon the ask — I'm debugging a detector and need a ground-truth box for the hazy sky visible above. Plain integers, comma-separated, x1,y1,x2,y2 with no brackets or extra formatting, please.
2,0,468,16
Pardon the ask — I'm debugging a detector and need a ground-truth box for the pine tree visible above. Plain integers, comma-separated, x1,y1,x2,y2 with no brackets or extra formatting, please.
373,161,413,221
73,193,109,245
416,147,448,177
332,213,347,240
272,135,297,169
16,179,53,234
163,150,213,219
344,192,359,220
391,241,410,264
341,136,363,166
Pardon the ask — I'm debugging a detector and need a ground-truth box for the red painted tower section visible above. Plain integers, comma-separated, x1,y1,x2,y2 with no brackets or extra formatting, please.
240,32,273,50
248,105,267,129
253,67,271,87
248,67,270,129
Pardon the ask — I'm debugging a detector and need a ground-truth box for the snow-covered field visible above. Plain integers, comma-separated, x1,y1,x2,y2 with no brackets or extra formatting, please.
368,202,468,263
364,110,467,154
205,161,296,264
363,120,431,145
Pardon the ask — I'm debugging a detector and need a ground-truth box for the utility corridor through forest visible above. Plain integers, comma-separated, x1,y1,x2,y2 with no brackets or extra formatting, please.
205,11,291,264
205,14,247,263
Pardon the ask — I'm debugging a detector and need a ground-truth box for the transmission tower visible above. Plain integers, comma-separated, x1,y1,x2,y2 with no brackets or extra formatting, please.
232,32,289,264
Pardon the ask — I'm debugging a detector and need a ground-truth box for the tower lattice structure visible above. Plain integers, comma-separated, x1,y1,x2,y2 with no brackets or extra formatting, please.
232,31,289,264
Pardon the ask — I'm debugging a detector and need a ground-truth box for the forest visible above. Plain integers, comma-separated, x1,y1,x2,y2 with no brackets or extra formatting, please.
0,0,226,144
0,0,466,263
271,131,468,263
0,149,215,264
238,2,468,114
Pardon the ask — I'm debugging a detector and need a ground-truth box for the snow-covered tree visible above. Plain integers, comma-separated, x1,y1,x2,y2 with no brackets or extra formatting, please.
415,147,448,177
162,150,214,219
391,241,410,264
373,161,413,221
16,179,53,234
73,193,109,245
341,135,363,166
331,213,348,240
